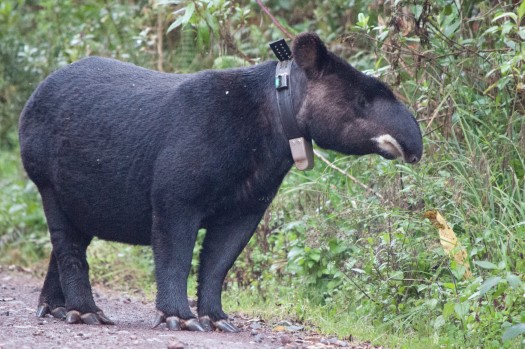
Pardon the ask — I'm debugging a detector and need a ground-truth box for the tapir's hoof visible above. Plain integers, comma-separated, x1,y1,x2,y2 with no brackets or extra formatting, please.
214,319,240,333
199,316,213,332
166,316,181,330
183,318,206,331
36,303,67,319
36,303,50,318
152,311,205,331
66,310,81,324
51,307,68,319
65,310,114,325
199,316,240,333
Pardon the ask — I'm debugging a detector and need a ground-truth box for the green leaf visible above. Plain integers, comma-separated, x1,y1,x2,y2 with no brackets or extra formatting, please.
309,251,321,262
167,15,185,32
443,282,456,290
443,4,452,16
287,246,304,260
506,274,522,289
417,284,428,292
443,302,455,319
413,5,423,19
166,2,195,32
480,276,502,296
518,0,525,22
443,20,460,37
502,323,525,341
454,302,469,318
426,298,438,309
492,12,518,23
451,263,466,279
474,260,498,269
181,2,195,23
434,315,446,330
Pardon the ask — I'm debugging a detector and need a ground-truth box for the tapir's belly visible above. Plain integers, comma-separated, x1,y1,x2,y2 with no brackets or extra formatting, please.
50,140,155,245
55,177,153,245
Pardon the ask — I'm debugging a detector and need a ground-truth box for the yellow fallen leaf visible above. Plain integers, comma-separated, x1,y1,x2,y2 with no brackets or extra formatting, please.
424,210,472,279
273,325,286,332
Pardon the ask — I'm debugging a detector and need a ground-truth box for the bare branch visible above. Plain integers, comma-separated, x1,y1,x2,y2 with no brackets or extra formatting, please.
313,149,385,201
255,0,295,40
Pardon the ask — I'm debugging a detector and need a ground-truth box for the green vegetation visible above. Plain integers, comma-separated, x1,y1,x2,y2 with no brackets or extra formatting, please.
1,0,524,348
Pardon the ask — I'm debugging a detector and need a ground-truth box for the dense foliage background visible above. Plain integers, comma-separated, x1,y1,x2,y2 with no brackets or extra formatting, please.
1,0,524,347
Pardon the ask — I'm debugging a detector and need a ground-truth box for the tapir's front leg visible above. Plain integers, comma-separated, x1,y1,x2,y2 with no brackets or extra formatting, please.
197,209,266,332
150,206,205,331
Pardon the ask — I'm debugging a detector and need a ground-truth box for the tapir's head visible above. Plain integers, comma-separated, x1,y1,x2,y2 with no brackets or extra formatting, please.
293,33,423,163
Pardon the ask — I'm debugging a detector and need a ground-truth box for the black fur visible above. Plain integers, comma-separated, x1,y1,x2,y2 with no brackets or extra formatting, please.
19,33,422,325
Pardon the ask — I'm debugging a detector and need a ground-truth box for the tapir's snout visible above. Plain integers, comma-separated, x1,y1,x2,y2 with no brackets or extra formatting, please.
373,134,422,163
371,103,423,164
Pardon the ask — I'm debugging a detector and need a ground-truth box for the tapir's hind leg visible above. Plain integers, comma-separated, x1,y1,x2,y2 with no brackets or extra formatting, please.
37,187,113,325
197,210,265,332
36,252,67,319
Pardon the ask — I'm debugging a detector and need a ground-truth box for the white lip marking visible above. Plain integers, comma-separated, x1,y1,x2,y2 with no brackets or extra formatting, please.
372,134,404,159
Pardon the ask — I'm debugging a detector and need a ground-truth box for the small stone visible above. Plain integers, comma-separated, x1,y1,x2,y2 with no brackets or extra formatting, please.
254,334,265,343
130,335,138,340
328,337,339,344
250,322,262,330
247,318,263,323
250,329,258,336
167,340,185,349
337,340,349,347
280,334,292,345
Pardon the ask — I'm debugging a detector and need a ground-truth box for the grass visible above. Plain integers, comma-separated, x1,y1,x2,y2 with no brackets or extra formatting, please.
222,283,443,349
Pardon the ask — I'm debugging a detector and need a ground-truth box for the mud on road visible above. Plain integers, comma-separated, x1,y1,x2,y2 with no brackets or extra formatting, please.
0,266,380,349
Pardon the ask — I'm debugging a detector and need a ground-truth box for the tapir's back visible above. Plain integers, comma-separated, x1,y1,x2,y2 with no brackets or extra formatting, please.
19,56,188,177
19,57,191,244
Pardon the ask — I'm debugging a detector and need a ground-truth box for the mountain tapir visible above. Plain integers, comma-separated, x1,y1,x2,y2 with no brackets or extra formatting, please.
19,33,422,332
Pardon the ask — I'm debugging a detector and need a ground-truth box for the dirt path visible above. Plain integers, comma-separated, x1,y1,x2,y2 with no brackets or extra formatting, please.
0,266,379,349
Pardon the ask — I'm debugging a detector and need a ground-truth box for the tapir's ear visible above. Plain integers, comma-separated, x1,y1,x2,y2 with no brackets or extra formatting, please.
292,32,328,79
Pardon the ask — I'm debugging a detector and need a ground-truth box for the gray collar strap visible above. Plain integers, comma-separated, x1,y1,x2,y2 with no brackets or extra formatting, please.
270,39,314,171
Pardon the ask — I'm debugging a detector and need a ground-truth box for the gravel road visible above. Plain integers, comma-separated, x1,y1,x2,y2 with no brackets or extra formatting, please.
0,266,380,349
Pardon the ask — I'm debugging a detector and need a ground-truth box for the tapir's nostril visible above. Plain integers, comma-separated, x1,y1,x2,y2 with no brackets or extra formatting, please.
407,154,419,164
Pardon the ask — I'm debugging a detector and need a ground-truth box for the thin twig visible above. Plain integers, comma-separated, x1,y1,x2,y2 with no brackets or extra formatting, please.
313,149,385,201
255,0,295,40
341,269,380,305
156,11,164,72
